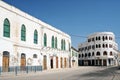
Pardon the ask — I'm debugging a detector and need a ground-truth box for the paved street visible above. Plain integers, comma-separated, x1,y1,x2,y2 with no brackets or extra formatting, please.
0,66,120,80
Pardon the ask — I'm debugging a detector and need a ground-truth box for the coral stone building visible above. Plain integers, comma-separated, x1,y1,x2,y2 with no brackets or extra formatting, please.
0,1,71,72
78,32,118,66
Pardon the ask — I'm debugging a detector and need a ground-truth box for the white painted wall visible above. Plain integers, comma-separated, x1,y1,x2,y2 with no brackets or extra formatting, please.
0,1,71,70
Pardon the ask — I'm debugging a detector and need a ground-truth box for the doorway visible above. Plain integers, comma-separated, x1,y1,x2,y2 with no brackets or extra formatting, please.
64,58,67,68
103,59,107,66
56,57,58,68
21,53,26,70
60,57,63,68
3,51,9,72
50,57,53,69
43,55,47,70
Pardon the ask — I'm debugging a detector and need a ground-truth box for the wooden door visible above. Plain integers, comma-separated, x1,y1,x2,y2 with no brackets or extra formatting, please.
43,55,47,70
3,56,9,72
56,57,58,68
64,58,67,68
3,51,9,72
21,53,26,70
60,57,63,68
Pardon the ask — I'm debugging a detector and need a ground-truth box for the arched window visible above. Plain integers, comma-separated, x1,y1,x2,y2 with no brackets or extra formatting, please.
63,40,66,50
103,44,105,48
21,53,26,58
111,37,113,40
51,36,54,48
3,18,10,38
85,53,87,57
55,37,57,48
99,44,101,48
21,24,26,41
96,51,100,56
34,30,38,44
82,54,84,57
92,38,94,41
109,44,112,48
44,33,47,47
88,53,91,57
110,51,113,56
92,45,95,50
105,36,108,40
109,37,111,40
61,39,64,50
96,37,98,41
102,36,105,41
98,36,101,40
92,52,94,56
106,44,108,48
3,51,9,57
103,51,107,55
96,44,98,48
33,54,37,58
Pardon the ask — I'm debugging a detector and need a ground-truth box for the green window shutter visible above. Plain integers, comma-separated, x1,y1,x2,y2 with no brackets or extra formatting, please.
64,40,66,50
61,39,64,50
34,30,38,44
21,24,26,41
52,36,54,48
3,18,10,38
44,33,47,47
55,37,57,48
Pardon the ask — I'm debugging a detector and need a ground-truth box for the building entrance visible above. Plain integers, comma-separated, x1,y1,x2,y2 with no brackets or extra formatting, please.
3,51,9,72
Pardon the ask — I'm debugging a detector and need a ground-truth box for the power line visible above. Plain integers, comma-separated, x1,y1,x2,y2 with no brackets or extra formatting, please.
70,34,87,38
70,34,120,39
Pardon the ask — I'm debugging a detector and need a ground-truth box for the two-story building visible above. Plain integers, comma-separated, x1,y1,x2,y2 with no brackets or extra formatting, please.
0,1,71,72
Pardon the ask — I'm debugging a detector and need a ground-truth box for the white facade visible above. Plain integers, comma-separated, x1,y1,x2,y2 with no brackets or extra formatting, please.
71,47,78,67
0,1,71,72
78,32,118,66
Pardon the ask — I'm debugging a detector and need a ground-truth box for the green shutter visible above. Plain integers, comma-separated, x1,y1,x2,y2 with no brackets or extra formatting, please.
64,40,66,50
44,33,47,47
55,37,57,48
3,18,10,38
34,30,38,44
21,24,26,41
52,36,54,48
61,39,64,50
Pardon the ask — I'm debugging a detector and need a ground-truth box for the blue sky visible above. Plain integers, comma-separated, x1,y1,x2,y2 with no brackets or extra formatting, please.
3,0,120,49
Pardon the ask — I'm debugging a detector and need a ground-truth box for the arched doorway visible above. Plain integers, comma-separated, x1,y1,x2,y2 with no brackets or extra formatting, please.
64,58,67,68
21,53,26,70
50,57,53,69
43,55,47,70
56,57,58,68
60,57,63,68
3,51,9,72
103,59,107,66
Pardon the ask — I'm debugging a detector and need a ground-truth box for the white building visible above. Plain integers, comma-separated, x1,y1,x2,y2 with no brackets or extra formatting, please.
0,1,71,72
71,47,78,67
78,32,118,66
